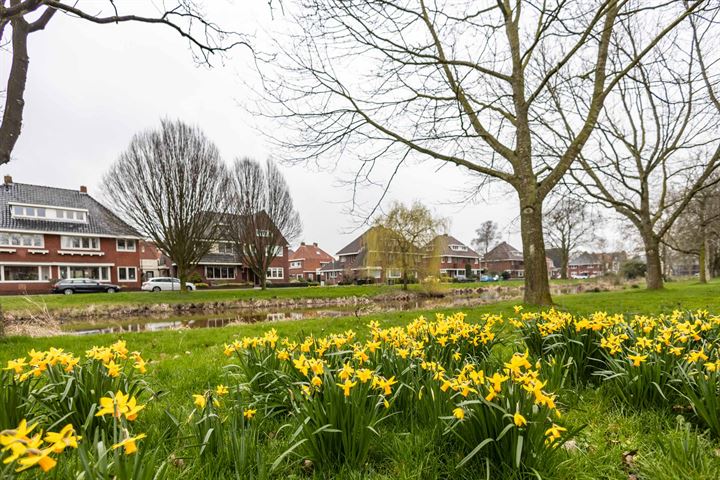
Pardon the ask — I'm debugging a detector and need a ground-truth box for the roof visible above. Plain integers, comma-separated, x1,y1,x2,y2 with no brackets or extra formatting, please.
290,242,334,263
569,252,600,266
337,228,373,256
545,248,564,268
320,249,368,272
428,233,480,258
483,241,523,261
0,182,140,237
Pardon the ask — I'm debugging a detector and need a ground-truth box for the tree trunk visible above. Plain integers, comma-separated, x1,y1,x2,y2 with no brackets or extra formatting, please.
519,198,553,305
177,265,188,292
643,234,664,290
0,16,30,165
560,249,569,280
698,236,707,284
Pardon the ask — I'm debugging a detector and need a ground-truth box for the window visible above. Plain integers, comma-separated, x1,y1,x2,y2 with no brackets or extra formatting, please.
215,242,234,254
116,239,137,252
205,266,235,279
290,261,302,269
273,246,283,257
59,266,110,281
1,265,52,282
329,271,338,278
11,204,88,223
0,232,43,248
450,245,468,252
61,236,100,250
118,267,137,282
256,229,270,237
388,268,402,278
267,267,284,279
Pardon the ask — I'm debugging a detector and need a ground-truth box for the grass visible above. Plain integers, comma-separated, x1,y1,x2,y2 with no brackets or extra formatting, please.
0,276,610,314
2,279,720,478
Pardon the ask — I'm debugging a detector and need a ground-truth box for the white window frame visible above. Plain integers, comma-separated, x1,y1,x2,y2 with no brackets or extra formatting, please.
256,229,271,238
0,265,52,282
61,236,101,251
290,261,302,269
10,203,88,223
116,238,137,252
388,268,402,278
117,266,138,282
273,246,283,257
0,232,44,248
59,265,111,281
267,267,284,279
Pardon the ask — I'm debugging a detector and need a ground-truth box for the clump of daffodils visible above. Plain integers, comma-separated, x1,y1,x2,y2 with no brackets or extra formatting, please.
0,420,79,473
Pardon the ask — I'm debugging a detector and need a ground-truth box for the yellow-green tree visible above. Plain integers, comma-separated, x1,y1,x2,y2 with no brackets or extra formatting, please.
368,202,446,290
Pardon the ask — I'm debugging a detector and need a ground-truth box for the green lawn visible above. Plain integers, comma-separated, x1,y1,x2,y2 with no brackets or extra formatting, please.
2,280,720,478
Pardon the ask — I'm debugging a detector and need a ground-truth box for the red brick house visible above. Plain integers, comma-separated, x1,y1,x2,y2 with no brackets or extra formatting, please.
0,177,143,294
480,241,554,279
319,227,385,284
289,242,333,281
425,234,481,278
188,212,290,285
568,252,604,278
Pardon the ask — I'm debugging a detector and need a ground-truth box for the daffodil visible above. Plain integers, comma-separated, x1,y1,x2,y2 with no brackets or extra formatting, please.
513,412,527,427
112,433,146,455
453,407,465,420
43,425,80,453
215,385,229,396
311,376,323,387
356,368,373,383
627,353,647,367
339,379,357,397
96,391,145,421
192,394,207,409
243,409,257,419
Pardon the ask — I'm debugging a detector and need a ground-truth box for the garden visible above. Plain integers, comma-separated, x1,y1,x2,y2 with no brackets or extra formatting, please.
2,284,720,479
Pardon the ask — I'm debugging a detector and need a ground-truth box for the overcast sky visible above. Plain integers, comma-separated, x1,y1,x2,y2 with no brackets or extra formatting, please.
0,2,553,254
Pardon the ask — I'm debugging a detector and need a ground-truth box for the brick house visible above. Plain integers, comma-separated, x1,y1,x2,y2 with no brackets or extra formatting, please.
568,252,604,278
188,212,290,285
139,240,172,280
0,177,142,294
319,227,386,284
480,241,554,279
289,242,334,281
425,234,481,278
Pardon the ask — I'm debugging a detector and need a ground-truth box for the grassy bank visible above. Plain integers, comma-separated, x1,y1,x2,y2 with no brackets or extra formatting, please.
2,280,720,478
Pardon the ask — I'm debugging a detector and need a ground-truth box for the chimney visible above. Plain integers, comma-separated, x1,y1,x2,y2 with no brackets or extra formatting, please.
313,242,318,247
300,241,306,246
80,185,87,193
4,175,12,185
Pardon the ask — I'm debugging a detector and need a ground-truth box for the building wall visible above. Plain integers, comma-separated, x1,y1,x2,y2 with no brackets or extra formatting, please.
0,234,142,294
193,246,291,285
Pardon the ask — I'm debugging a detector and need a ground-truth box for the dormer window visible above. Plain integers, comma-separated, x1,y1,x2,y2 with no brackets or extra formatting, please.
449,245,468,252
61,236,100,250
10,202,88,223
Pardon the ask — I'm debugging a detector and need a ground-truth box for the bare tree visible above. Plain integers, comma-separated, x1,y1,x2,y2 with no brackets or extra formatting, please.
664,180,720,283
571,24,720,290
543,197,601,280
472,221,499,257
225,157,302,290
369,201,446,290
102,119,229,292
260,0,709,305
0,0,253,165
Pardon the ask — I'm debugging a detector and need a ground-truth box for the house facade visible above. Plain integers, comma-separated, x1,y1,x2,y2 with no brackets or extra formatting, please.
289,242,334,281
0,177,143,293
320,227,385,285
188,213,290,285
568,252,604,278
139,240,172,280
425,234,481,278
480,241,554,279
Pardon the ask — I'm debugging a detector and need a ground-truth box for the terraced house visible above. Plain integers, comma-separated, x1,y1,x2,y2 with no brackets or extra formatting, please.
425,234,481,279
289,242,333,281
0,177,142,293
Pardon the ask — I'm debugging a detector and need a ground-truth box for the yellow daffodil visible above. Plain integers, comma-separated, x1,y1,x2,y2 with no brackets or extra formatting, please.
112,433,146,455
243,409,257,419
192,394,207,409
627,354,648,367
513,412,527,427
215,385,229,396
96,391,144,421
43,425,80,453
339,379,357,397
356,368,373,383
453,407,465,420
311,376,323,387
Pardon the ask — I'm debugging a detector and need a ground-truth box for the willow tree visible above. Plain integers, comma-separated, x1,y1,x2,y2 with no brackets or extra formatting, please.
103,119,230,292
261,0,708,305
0,0,251,165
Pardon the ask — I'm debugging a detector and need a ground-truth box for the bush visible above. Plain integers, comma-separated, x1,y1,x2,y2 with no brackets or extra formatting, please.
621,260,647,279
189,272,204,284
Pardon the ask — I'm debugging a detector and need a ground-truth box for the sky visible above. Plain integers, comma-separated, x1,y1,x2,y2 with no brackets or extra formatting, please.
1,2,570,254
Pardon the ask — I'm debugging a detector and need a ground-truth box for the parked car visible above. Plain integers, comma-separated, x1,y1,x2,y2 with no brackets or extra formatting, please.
480,275,499,282
52,278,121,295
141,277,196,292
572,273,590,279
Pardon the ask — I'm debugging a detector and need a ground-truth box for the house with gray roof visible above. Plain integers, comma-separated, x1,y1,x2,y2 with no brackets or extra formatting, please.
425,233,481,279
0,176,143,293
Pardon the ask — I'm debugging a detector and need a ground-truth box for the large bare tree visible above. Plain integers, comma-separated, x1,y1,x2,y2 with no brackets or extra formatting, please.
225,157,302,290
570,23,720,290
0,0,251,165
102,119,230,291
543,196,601,280
260,0,709,305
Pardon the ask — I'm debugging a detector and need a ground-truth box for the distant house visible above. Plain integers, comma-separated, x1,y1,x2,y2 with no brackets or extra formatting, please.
480,241,554,279
188,212,290,285
568,252,604,278
0,176,142,293
139,240,172,280
425,233,481,279
319,228,379,285
289,242,334,281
